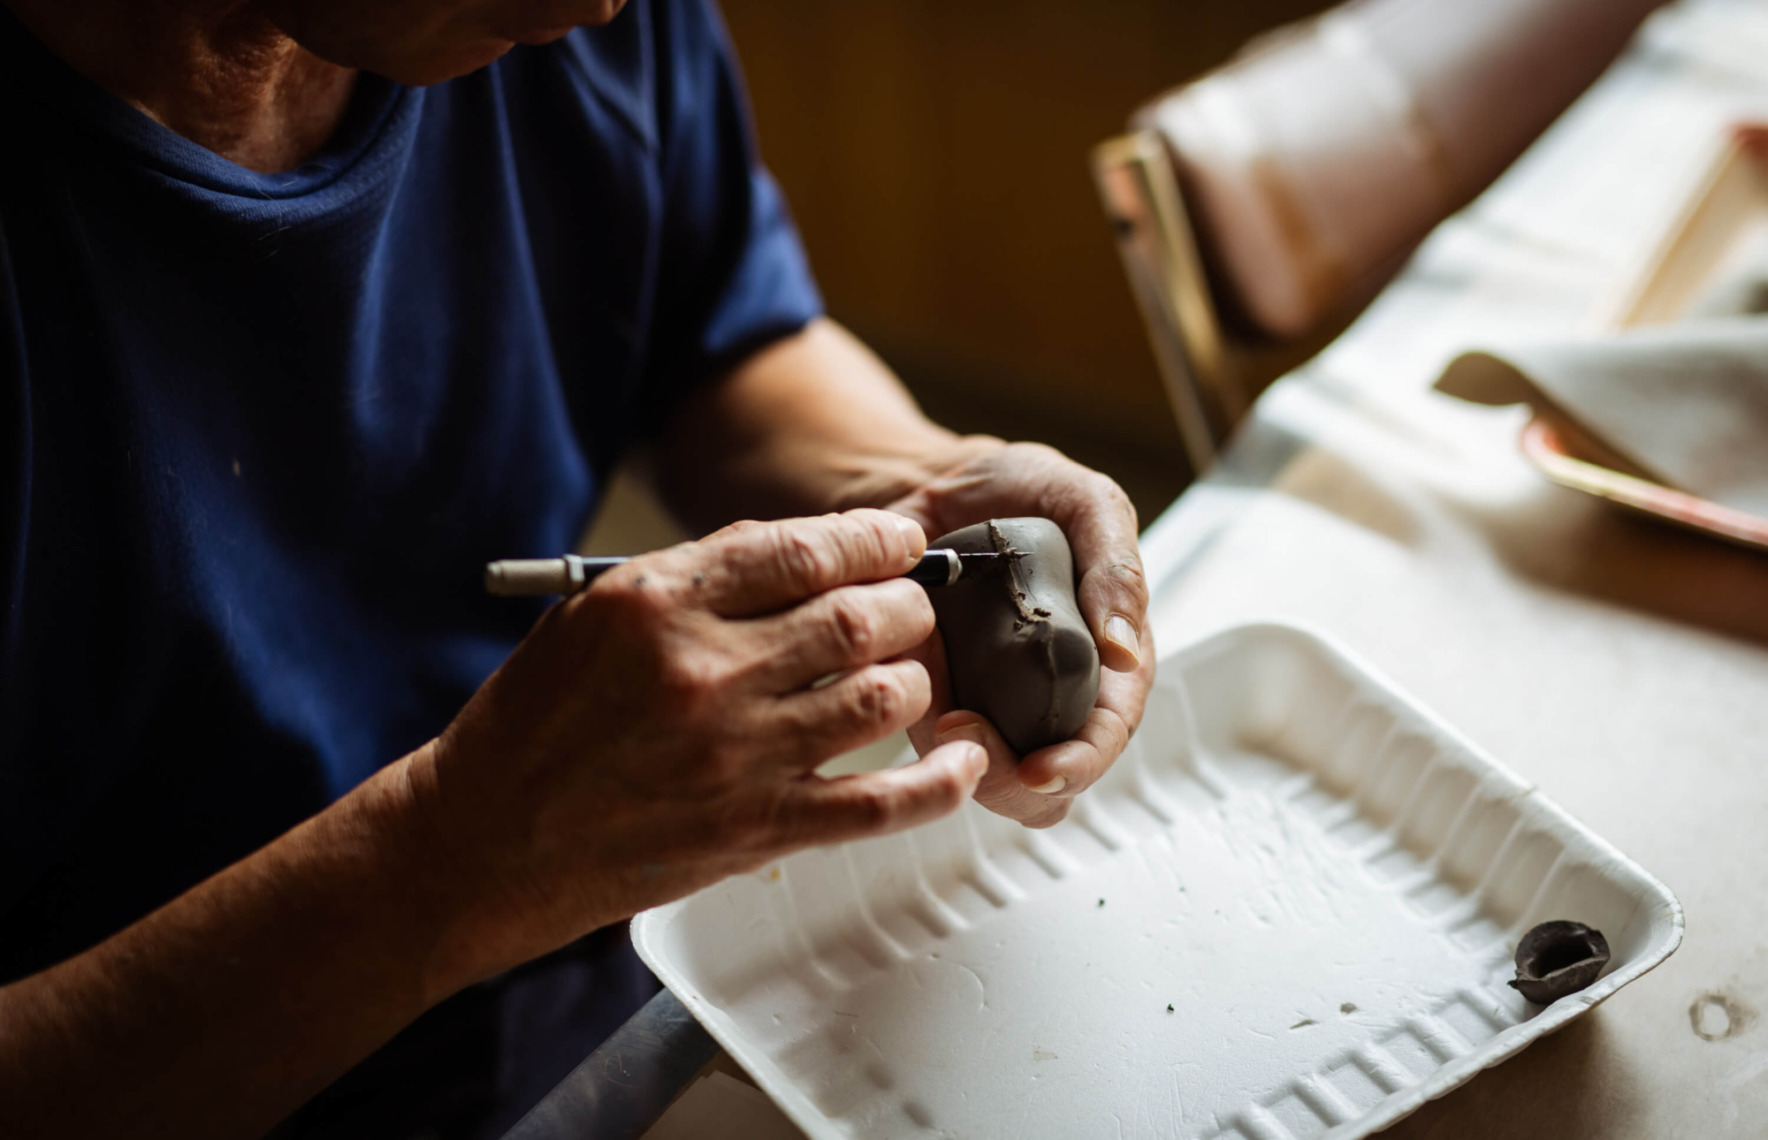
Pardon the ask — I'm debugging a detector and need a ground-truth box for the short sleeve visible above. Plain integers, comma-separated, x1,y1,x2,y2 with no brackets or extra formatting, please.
639,0,823,433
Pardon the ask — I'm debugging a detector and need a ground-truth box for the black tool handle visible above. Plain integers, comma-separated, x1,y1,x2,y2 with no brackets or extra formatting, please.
903,549,963,587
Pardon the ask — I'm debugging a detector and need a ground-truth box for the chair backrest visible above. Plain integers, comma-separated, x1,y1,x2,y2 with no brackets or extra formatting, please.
1095,0,1668,473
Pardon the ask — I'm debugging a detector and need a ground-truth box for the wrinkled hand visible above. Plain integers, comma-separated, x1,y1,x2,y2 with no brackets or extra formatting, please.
405,511,986,974
887,440,1155,829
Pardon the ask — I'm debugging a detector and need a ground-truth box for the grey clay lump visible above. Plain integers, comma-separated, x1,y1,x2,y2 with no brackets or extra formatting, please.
928,518,1101,754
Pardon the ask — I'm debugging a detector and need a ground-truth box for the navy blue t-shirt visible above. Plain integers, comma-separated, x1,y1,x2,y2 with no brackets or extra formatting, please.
0,0,819,1133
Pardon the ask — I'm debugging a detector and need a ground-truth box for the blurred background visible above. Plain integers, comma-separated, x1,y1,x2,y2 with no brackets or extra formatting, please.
586,0,1335,554
720,0,1332,522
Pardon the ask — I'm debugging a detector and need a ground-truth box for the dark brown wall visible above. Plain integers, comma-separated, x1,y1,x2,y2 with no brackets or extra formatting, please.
720,0,1330,515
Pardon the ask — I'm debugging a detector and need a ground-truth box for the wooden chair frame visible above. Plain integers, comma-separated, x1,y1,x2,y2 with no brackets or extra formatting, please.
1091,131,1241,475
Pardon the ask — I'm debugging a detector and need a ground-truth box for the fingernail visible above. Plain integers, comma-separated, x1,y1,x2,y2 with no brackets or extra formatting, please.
937,722,986,747
1026,774,1067,796
1105,615,1140,663
894,515,924,545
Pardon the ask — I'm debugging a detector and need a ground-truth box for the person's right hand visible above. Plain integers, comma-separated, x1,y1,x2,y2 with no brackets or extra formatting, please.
403,509,986,985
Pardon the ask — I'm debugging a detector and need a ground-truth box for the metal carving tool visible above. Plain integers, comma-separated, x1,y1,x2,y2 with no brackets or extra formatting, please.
484,549,1001,597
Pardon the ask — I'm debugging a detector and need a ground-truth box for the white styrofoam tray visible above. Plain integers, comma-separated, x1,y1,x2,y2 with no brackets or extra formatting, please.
634,624,1683,1139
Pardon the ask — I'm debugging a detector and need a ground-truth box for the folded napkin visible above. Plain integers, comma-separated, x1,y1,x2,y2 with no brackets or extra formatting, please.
1437,316,1768,517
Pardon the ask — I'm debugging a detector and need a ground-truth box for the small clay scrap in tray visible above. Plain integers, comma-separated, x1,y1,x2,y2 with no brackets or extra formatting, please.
1510,920,1611,1004
928,518,1100,755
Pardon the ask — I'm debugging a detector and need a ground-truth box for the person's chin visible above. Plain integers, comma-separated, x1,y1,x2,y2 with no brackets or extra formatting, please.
509,26,575,46
504,1,628,43
377,39,516,86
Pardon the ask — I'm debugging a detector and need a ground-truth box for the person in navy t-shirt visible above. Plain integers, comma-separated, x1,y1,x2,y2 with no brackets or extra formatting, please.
0,0,1156,1135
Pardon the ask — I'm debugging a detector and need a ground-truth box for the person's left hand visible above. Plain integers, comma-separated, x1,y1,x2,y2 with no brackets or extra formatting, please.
885,438,1155,828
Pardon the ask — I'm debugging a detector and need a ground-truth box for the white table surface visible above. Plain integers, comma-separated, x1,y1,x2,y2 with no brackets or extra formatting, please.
1139,1,1768,1131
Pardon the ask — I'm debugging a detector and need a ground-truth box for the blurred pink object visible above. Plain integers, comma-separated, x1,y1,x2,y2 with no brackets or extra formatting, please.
1135,0,1667,339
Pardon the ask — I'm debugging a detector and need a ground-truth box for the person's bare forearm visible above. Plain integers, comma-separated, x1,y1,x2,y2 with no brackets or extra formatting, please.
0,750,495,1140
653,318,1001,531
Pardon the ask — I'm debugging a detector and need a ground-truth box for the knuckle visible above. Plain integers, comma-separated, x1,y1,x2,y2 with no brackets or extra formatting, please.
776,527,841,594
928,767,970,811
846,673,902,725
1101,708,1137,757
848,787,897,830
697,744,741,787
1103,558,1150,608
1110,488,1140,531
969,769,1022,813
1119,691,1148,735
827,594,877,661
1013,440,1065,467
860,510,907,564
1092,471,1133,510
656,649,725,708
595,572,673,623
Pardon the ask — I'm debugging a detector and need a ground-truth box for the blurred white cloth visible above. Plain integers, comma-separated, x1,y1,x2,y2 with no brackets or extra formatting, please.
1437,318,1768,515
1140,0,1768,1135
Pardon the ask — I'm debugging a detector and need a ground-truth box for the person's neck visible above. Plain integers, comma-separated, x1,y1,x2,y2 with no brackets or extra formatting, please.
4,0,358,172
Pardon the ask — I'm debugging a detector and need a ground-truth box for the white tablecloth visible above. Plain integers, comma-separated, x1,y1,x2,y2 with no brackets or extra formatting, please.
1141,1,1768,1132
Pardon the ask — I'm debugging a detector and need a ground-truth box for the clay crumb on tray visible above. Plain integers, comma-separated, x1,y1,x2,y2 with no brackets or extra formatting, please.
1510,920,1611,1004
